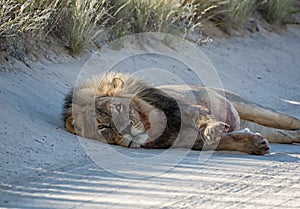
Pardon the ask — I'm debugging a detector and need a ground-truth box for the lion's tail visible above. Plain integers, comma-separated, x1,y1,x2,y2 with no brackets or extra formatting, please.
213,89,300,130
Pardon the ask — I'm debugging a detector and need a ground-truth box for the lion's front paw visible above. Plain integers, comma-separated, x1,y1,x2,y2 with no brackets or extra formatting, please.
122,134,141,148
245,133,270,155
204,122,230,144
123,134,149,148
128,141,141,148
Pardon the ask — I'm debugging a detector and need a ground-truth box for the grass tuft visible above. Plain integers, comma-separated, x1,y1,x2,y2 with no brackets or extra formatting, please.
69,0,108,54
109,0,183,35
227,0,255,28
182,0,254,31
0,0,62,38
256,0,296,25
0,0,299,58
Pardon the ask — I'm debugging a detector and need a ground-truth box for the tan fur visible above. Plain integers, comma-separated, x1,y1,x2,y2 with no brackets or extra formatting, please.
240,120,300,144
63,72,300,155
158,85,241,132
160,86,300,144
215,131,270,155
212,88,300,130
64,72,150,134
65,115,76,134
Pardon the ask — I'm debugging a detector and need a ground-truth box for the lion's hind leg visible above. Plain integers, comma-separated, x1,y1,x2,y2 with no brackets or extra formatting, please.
211,131,270,155
212,88,300,130
241,120,300,144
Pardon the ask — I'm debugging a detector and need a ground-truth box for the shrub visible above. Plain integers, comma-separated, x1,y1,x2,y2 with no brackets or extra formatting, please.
69,0,109,54
256,0,296,25
227,0,255,28
182,0,255,30
108,0,181,35
0,0,63,38
1,0,298,59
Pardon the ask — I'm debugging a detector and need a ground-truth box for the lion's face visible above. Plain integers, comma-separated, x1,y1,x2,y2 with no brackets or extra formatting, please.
72,96,149,148
96,97,149,147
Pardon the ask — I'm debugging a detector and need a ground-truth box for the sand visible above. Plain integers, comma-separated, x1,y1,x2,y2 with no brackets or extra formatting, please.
0,26,299,208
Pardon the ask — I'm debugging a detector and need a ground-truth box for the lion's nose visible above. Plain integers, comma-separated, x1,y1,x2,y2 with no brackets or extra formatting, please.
120,124,132,136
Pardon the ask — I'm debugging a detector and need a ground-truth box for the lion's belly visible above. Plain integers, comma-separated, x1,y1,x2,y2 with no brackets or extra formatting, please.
158,85,240,132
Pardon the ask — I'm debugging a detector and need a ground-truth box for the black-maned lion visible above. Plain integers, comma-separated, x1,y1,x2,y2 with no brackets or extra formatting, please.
63,72,300,155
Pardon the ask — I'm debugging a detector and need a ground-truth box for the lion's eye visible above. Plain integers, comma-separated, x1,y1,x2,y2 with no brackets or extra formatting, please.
98,124,110,131
115,103,122,112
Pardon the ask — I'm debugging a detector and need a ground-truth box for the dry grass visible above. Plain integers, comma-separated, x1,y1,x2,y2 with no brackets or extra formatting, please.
108,0,192,38
0,0,63,38
0,0,109,54
256,0,296,25
69,0,109,54
0,0,298,56
180,0,254,31
227,0,255,28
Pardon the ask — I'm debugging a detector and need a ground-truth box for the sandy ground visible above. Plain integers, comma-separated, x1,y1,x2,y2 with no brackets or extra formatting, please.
0,26,300,208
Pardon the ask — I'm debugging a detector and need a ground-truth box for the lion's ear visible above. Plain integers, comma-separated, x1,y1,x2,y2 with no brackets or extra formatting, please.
65,115,76,134
107,78,124,96
112,78,124,89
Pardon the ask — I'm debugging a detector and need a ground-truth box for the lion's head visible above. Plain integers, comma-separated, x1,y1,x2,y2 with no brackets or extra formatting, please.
63,72,150,136
95,96,148,148
70,95,167,148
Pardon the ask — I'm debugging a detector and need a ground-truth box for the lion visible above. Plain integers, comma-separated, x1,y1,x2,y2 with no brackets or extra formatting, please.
63,72,300,155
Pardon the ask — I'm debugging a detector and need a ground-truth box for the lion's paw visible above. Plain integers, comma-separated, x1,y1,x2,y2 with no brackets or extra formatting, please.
204,122,230,144
245,133,270,155
128,141,141,148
